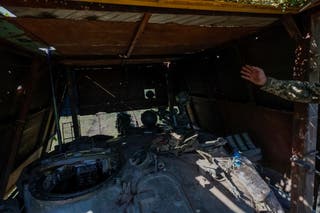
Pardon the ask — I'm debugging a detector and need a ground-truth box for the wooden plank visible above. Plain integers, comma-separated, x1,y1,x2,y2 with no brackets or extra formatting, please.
281,15,303,42
0,58,42,198
285,15,319,213
71,0,299,14
40,108,54,155
7,18,259,56
1,0,290,18
312,12,320,212
4,147,43,199
126,13,151,58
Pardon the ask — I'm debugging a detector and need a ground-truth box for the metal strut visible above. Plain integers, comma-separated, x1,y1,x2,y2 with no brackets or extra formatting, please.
42,47,63,151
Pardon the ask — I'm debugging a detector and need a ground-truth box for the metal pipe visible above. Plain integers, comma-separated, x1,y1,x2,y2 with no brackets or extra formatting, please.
164,62,177,128
66,68,80,139
47,49,63,151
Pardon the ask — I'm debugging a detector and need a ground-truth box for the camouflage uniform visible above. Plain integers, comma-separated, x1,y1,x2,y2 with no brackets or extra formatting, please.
261,77,320,103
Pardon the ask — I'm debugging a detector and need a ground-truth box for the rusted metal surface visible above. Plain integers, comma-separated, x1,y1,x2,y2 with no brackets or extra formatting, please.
0,58,42,198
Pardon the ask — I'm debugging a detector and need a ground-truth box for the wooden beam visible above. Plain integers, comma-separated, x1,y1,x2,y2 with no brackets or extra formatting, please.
71,0,299,14
1,0,289,17
284,14,319,213
60,57,181,66
312,12,320,212
0,58,42,198
281,15,303,42
299,0,320,13
126,13,151,58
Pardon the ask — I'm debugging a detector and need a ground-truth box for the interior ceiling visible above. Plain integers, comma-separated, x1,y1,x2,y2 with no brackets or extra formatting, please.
8,7,277,27
9,17,260,57
2,6,280,62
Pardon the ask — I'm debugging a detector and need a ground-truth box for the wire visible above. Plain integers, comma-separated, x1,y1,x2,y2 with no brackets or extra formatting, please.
84,75,139,126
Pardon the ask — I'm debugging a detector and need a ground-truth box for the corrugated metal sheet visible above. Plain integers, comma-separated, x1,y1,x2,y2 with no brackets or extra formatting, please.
8,7,277,27
149,13,277,27
8,7,143,22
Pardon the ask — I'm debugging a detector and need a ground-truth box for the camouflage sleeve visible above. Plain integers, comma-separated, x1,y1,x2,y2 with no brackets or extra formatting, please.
260,77,320,103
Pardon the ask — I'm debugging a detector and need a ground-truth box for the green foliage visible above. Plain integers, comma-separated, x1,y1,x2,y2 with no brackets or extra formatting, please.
225,0,310,10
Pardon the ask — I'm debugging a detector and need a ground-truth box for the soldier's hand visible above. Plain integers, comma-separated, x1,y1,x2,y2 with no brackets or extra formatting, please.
241,65,267,86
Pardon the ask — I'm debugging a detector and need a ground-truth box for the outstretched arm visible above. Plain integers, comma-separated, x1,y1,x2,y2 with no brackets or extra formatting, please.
241,65,320,103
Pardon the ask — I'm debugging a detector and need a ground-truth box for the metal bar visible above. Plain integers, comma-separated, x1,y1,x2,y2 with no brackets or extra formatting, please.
40,108,54,156
47,49,63,151
165,62,177,127
0,58,41,198
85,75,116,98
126,13,151,58
66,69,80,139
61,57,182,66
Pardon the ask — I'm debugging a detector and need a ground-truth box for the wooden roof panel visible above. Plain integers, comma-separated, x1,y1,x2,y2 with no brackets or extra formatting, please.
9,18,258,56
11,18,138,55
133,24,258,55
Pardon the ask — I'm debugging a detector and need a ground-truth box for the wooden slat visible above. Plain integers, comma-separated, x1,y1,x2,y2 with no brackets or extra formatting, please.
282,14,319,213
4,147,42,198
0,58,42,198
